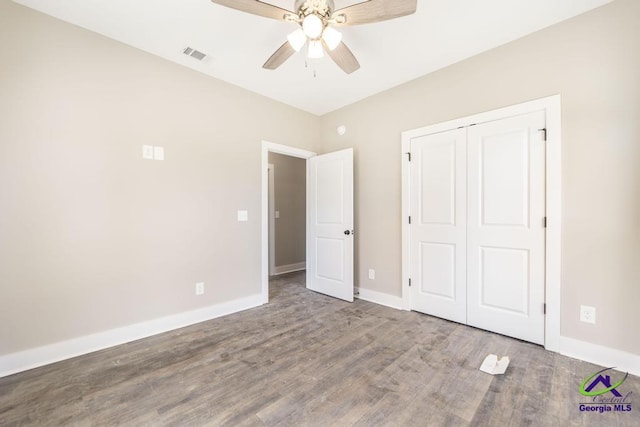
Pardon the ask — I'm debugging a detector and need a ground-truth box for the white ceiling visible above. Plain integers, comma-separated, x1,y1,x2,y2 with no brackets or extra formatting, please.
14,0,612,115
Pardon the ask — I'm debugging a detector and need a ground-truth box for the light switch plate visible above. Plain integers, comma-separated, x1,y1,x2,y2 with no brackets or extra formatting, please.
153,146,165,161
142,145,154,160
275,211,280,219
195,282,204,296
237,210,248,222
368,269,375,280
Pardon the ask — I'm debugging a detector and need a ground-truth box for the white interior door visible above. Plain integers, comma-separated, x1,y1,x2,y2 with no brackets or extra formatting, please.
466,111,546,344
306,148,354,302
410,128,467,323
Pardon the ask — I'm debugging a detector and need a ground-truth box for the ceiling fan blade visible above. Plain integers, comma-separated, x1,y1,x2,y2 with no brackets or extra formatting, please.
211,0,294,21
263,42,296,70
332,0,417,26
323,41,360,74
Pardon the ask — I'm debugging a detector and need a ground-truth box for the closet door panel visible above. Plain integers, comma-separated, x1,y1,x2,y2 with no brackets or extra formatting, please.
466,111,546,345
410,128,467,323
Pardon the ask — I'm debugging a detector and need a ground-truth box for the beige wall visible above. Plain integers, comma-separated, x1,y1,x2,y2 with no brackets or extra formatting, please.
0,1,320,355
2,0,639,361
269,153,306,269
320,0,640,356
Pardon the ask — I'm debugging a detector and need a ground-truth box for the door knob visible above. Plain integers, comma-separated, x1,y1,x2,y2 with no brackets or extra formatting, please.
344,230,354,236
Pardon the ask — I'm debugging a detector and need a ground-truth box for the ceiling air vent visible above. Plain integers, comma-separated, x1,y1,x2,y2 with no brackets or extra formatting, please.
183,47,207,61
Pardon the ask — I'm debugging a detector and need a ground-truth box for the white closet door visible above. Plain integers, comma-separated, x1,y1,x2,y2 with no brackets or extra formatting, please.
466,111,546,344
410,128,467,323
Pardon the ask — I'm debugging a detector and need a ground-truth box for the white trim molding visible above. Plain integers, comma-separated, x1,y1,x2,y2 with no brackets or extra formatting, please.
355,287,404,310
401,95,562,352
272,262,306,276
559,337,640,377
0,294,263,378
268,163,276,276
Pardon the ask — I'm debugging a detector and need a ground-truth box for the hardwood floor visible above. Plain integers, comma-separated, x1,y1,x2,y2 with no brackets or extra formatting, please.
1,271,638,426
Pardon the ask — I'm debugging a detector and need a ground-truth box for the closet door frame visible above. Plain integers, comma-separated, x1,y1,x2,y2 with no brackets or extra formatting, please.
401,95,562,352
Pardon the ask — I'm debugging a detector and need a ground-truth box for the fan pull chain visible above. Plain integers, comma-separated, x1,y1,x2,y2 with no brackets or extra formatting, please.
303,60,317,78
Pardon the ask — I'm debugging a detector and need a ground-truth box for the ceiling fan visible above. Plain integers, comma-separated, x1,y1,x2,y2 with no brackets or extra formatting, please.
210,0,417,74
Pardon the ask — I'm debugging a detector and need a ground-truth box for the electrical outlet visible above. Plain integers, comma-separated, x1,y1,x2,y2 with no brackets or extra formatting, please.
195,282,204,296
580,305,596,324
237,210,248,222
368,269,375,280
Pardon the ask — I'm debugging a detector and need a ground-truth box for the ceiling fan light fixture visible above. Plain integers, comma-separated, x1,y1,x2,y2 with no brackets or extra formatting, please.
308,40,324,59
302,14,323,39
210,0,417,74
322,26,342,51
287,28,307,52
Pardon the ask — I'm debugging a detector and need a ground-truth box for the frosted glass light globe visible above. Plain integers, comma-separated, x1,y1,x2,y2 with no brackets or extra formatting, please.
302,14,323,39
322,26,342,51
308,40,324,59
287,28,306,52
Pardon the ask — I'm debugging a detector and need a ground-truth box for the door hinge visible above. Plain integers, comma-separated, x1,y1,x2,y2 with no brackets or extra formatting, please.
409,278,412,287
543,217,547,228
406,152,411,162
539,128,547,141
408,216,412,224
543,303,547,315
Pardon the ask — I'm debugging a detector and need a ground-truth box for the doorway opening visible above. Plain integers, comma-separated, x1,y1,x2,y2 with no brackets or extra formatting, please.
268,153,307,277
261,142,316,303
262,142,355,304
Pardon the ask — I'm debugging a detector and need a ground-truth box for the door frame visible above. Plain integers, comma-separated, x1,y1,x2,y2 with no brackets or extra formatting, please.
400,95,562,351
261,141,316,304
268,163,275,276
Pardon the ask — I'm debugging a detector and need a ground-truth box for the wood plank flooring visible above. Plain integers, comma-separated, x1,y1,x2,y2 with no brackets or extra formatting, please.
1,271,638,426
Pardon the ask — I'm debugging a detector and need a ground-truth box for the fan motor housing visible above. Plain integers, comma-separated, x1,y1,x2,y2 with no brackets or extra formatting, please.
295,0,335,18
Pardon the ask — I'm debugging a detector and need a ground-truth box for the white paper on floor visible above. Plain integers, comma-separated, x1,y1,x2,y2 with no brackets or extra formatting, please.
480,354,510,375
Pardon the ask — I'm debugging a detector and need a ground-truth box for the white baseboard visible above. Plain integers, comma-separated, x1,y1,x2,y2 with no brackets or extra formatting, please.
271,262,306,276
559,336,640,377
0,294,264,378
4,291,638,381
354,290,640,376
355,287,404,310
